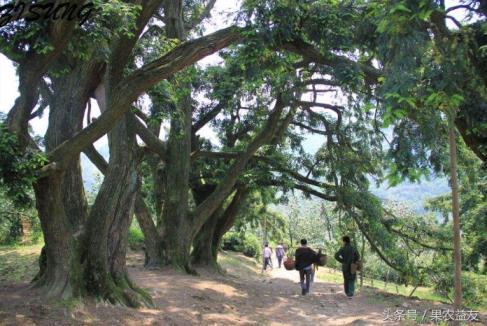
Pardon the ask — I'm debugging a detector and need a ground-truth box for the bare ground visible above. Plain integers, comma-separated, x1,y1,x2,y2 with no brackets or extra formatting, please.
0,251,484,325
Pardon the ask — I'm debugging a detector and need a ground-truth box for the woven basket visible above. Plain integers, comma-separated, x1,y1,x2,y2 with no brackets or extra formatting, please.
351,261,362,274
316,253,327,267
283,259,295,270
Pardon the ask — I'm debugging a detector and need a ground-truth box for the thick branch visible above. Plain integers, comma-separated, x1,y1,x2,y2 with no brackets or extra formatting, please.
291,121,328,136
129,114,167,160
83,144,108,174
281,39,381,84
192,103,224,133
45,26,244,170
192,98,286,233
121,26,244,102
382,208,453,251
293,184,337,201
349,210,402,272
185,0,218,31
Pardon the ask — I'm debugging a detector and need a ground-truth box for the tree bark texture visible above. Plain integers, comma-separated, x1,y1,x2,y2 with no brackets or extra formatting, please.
448,115,463,315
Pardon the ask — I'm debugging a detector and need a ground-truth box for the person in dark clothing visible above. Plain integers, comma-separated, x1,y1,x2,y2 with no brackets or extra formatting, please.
334,235,360,299
295,239,317,295
275,243,285,268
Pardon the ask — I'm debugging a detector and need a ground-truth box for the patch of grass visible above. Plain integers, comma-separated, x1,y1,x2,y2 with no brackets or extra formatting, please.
317,267,446,303
52,297,83,310
218,250,262,279
0,243,42,283
315,267,343,283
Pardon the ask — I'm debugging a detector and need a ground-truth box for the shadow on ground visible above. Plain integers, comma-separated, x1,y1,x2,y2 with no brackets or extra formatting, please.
0,250,484,325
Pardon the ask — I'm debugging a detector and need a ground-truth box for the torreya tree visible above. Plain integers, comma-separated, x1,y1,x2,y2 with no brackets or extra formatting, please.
1,0,484,310
361,0,487,310
131,0,458,279
426,141,487,273
1,0,246,305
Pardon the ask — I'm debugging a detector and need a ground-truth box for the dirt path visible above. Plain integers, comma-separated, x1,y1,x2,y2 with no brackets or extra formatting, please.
0,251,484,325
125,258,387,325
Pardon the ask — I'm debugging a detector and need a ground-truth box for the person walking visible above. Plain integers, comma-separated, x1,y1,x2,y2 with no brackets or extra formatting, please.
262,243,273,272
334,235,360,299
295,239,317,295
275,242,285,268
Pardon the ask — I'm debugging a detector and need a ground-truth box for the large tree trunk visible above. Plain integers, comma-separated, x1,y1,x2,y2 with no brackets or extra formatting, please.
157,0,195,271
33,174,83,298
448,114,462,316
32,61,99,297
134,194,163,267
191,208,223,268
159,97,193,270
5,10,83,149
82,77,151,306
192,187,248,268
83,113,150,307
84,137,163,270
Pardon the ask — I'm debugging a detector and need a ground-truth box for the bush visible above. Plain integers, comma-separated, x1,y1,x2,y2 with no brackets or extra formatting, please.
128,226,145,250
0,213,22,244
240,233,260,258
461,272,487,307
221,231,261,258
0,191,41,245
222,231,241,251
432,268,487,307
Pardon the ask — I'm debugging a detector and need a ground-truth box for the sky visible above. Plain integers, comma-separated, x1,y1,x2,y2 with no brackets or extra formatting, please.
0,0,459,201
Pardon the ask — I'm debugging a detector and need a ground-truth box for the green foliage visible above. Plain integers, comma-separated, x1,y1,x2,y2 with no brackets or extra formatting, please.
0,213,22,245
0,124,47,206
241,233,260,258
222,231,241,251
222,231,261,258
280,196,329,247
128,221,144,251
460,272,487,308
430,253,487,308
366,0,487,179
426,141,487,273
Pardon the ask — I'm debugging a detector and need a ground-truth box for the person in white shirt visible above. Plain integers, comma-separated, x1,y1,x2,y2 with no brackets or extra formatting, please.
262,243,273,272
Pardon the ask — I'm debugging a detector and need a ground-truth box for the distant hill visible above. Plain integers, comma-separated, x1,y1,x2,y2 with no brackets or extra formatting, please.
371,178,450,213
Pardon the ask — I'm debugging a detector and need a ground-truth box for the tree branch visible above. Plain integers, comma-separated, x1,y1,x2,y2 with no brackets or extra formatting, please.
192,97,286,234
184,0,218,31
280,38,382,84
45,26,244,171
129,113,167,160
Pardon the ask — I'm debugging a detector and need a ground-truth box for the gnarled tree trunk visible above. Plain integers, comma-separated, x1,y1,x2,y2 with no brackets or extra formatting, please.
192,187,248,268
134,194,163,267
32,61,99,297
83,113,150,307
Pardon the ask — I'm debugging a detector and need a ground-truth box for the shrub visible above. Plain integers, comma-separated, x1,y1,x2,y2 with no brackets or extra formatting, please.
0,190,41,245
240,233,260,258
128,226,145,250
432,268,487,307
0,213,22,244
221,231,261,258
458,272,487,307
222,231,241,251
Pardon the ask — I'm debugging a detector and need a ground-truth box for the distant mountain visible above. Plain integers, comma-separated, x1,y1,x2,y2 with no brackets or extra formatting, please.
371,178,450,213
